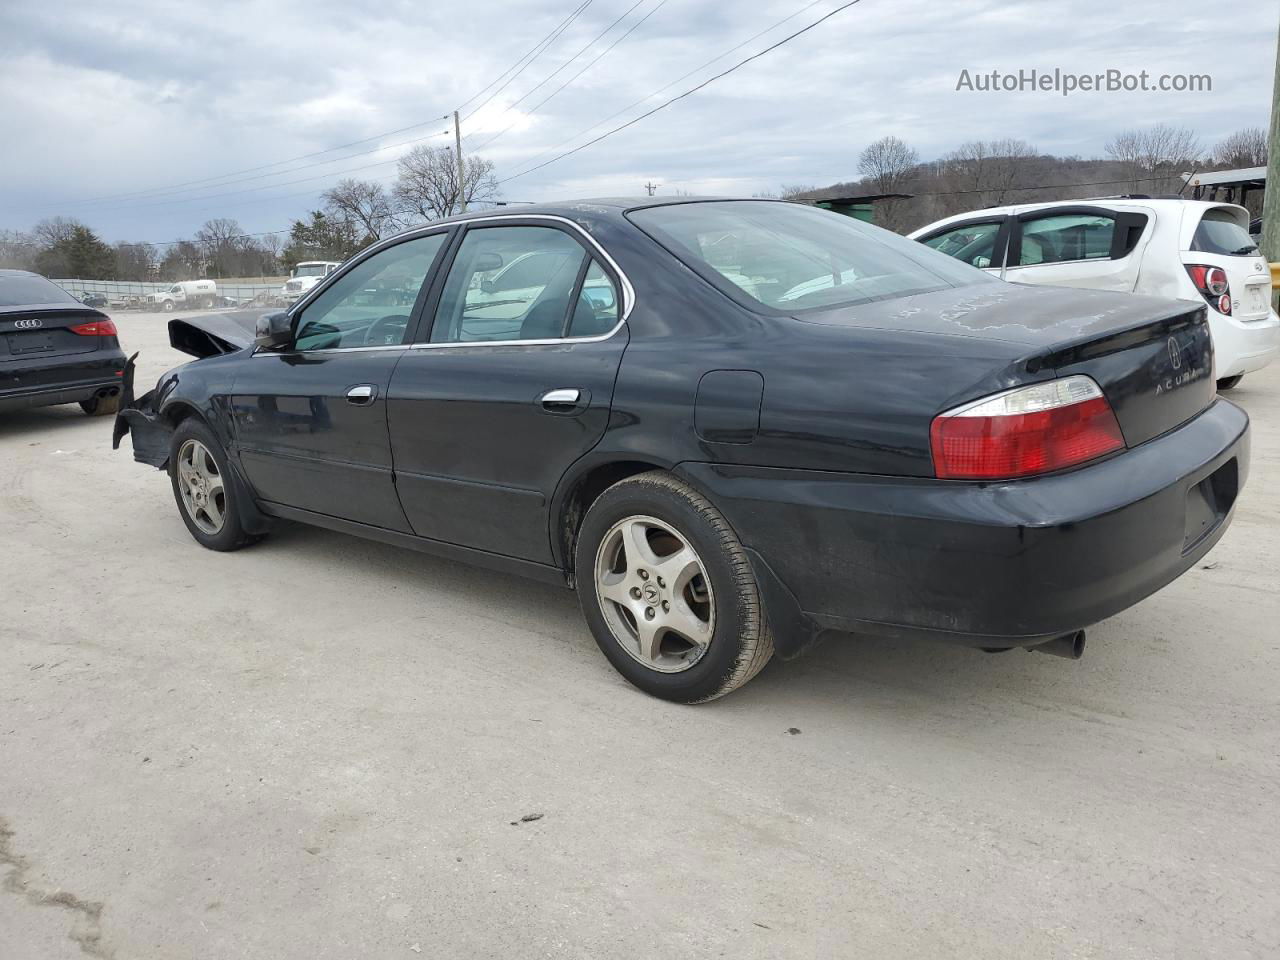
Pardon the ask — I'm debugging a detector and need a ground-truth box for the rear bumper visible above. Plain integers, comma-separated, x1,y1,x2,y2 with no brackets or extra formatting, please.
679,398,1249,656
1210,309,1280,378
0,350,126,413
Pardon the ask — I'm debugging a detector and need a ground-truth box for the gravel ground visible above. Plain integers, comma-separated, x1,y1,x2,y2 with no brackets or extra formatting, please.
2,312,1278,959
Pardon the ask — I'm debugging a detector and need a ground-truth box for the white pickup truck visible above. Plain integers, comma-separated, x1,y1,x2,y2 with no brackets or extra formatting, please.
281,261,341,305
147,280,218,312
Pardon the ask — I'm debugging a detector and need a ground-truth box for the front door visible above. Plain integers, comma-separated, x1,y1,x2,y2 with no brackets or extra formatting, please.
230,232,449,530
387,222,629,563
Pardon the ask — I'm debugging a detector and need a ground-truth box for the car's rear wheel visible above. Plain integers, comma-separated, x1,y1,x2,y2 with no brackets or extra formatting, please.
1217,375,1243,391
575,471,773,703
79,392,119,416
168,419,258,551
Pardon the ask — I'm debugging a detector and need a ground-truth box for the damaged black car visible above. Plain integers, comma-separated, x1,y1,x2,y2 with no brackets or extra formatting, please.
114,198,1249,702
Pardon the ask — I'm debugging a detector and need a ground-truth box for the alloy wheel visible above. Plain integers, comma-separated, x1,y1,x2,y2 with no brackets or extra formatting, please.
594,514,715,673
176,439,226,535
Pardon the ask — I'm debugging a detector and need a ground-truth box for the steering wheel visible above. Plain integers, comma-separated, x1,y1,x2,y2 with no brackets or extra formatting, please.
363,314,409,346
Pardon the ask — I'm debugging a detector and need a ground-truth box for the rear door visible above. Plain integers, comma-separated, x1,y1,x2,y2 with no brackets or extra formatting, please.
387,219,630,563
1004,205,1151,291
228,231,450,531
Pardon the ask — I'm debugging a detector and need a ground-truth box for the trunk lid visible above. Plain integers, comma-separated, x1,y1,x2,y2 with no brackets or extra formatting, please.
799,282,1214,450
0,306,107,362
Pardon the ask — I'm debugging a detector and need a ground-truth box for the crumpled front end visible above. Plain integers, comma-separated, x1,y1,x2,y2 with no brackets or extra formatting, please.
112,354,174,469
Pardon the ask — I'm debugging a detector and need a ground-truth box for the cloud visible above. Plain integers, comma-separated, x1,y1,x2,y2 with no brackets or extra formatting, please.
0,0,1272,242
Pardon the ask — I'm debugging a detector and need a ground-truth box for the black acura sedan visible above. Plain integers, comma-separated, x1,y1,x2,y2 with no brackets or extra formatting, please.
1,269,126,416
114,199,1248,702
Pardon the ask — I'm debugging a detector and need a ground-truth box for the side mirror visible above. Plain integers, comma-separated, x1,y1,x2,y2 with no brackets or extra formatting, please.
254,311,292,350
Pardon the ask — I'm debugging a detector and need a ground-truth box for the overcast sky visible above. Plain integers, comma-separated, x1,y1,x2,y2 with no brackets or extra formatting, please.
2,0,1275,245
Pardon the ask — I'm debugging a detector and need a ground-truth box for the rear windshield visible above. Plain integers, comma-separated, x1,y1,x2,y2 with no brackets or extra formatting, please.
1191,211,1258,256
628,201,992,312
0,273,78,307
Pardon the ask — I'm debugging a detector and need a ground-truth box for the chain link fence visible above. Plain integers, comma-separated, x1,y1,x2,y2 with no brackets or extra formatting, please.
53,278,288,311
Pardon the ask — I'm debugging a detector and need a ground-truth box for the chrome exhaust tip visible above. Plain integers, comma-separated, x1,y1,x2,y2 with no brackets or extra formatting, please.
1028,630,1086,660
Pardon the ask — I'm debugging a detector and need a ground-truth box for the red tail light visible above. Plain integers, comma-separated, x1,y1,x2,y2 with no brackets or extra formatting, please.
69,319,118,337
930,376,1126,480
1185,264,1231,314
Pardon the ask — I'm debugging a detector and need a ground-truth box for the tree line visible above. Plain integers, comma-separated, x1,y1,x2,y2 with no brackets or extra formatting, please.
0,144,499,281
779,125,1267,233
0,126,1265,281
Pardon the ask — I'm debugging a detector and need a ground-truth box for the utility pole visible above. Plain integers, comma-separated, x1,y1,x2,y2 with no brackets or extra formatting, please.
644,181,659,196
1261,18,1280,263
454,110,467,215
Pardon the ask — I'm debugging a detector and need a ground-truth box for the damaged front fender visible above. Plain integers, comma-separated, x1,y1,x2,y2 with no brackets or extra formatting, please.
112,354,175,468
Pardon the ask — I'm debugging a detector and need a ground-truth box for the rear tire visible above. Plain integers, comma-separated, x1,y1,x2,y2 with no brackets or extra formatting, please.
168,419,259,551
575,471,773,703
80,393,119,416
1217,375,1243,391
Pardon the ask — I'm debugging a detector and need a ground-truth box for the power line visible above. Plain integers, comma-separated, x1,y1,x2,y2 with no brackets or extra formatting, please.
469,0,670,154
60,128,453,215
496,0,866,186
32,116,452,211
498,0,828,181
465,0,652,148
23,1,594,213
461,0,595,124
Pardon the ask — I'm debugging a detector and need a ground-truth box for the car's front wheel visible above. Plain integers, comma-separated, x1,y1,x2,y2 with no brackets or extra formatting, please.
575,471,774,703
168,419,259,551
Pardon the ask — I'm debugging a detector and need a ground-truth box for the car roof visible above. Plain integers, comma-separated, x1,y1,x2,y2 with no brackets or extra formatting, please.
407,196,784,228
0,268,41,278
909,197,1247,236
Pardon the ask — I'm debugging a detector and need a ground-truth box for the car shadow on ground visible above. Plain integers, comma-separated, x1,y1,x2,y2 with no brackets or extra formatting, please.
253,518,1141,723
0,405,108,440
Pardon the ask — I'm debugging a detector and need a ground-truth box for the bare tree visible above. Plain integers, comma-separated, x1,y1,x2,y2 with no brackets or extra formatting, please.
114,241,158,280
0,229,36,271
321,178,399,242
943,138,1039,208
1214,127,1268,168
858,136,919,193
779,184,818,200
858,136,919,230
393,145,500,222
31,216,86,249
1105,124,1202,193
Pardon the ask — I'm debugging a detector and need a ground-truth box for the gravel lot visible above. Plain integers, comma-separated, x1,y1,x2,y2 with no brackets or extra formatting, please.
2,311,1278,959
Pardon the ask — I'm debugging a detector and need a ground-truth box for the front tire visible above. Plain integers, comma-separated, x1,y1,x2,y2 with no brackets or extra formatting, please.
575,471,774,703
1217,375,1243,391
168,419,258,551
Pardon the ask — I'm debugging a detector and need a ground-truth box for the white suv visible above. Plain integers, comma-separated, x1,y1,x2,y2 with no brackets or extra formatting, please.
909,199,1279,389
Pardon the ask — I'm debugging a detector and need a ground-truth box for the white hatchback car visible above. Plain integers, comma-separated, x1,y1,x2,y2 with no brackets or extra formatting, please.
909,199,1280,389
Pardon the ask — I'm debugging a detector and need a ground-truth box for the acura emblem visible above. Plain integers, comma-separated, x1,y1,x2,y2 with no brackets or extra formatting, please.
14,318,42,329
1167,337,1181,370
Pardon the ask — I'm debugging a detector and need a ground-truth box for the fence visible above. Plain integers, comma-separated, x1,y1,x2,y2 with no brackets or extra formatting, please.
53,278,287,309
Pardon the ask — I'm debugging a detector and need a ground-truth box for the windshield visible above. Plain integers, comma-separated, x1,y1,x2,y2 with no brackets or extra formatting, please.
0,273,78,307
629,201,992,312
1192,211,1259,256
295,264,331,277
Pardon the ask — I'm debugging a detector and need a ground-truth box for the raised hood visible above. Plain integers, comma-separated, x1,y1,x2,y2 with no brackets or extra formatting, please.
168,309,268,358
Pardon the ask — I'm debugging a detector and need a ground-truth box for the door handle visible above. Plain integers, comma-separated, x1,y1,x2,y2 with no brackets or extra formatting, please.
346,384,377,405
539,388,581,410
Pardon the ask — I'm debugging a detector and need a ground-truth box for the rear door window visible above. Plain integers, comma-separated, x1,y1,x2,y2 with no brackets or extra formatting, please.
428,225,605,343
1016,213,1115,266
